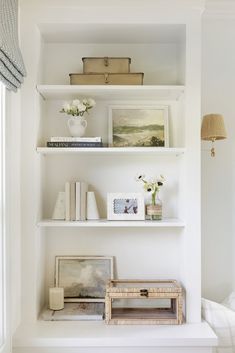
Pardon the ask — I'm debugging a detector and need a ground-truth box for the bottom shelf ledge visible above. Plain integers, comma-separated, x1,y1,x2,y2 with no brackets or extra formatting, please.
13,321,217,348
37,218,185,228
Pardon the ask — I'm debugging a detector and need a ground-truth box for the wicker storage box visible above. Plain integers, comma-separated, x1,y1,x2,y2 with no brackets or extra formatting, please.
69,73,144,85
105,280,184,325
82,57,131,73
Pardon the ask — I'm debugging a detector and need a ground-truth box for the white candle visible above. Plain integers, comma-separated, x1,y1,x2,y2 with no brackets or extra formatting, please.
49,287,64,310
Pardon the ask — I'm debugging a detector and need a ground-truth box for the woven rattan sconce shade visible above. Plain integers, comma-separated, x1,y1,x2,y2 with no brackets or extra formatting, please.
201,114,227,157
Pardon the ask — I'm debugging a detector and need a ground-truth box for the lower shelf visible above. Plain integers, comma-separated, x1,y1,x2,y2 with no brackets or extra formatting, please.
37,219,185,228
13,321,217,348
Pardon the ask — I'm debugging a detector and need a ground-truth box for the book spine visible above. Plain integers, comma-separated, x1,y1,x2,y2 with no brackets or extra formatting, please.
70,182,76,221
47,142,103,148
75,182,81,221
65,182,70,221
80,182,88,221
50,137,102,142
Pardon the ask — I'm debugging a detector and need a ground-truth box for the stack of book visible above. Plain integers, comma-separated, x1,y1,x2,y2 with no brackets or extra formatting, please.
65,181,88,221
47,137,103,148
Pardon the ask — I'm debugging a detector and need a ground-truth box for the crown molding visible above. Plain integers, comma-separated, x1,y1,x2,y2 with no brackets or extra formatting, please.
204,1,235,19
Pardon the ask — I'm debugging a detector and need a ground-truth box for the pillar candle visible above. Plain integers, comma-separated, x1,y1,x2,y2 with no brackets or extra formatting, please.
49,287,64,310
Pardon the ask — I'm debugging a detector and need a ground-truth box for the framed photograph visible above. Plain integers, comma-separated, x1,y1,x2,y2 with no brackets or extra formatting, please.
108,105,169,147
55,256,114,303
107,193,145,221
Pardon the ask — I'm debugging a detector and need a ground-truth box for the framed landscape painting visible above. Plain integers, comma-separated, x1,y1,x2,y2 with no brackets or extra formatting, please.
109,105,169,148
55,256,114,302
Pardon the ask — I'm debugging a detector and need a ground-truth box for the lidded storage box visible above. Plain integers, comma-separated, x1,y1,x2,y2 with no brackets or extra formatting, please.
82,57,131,73
69,73,144,85
105,280,184,325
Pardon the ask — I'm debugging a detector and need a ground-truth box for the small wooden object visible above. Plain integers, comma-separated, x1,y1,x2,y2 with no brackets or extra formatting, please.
82,57,131,73
105,279,184,325
69,73,144,85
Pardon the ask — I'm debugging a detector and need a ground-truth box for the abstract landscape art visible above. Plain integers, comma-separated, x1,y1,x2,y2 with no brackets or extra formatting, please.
109,105,169,147
55,256,113,302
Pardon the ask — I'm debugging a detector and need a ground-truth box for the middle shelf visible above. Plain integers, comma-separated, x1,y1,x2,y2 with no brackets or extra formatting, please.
37,147,186,156
38,218,185,228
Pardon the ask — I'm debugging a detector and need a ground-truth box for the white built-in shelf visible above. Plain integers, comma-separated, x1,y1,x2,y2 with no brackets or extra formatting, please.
13,321,217,348
38,218,185,228
36,85,185,101
37,147,185,156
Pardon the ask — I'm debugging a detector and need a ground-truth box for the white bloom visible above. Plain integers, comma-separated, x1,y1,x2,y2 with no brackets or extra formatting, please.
82,98,89,105
87,98,96,107
62,102,71,112
135,173,145,182
144,183,154,193
72,99,81,107
77,103,87,112
70,105,78,114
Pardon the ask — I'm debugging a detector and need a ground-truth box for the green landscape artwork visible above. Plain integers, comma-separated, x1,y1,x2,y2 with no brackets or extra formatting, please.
112,108,167,147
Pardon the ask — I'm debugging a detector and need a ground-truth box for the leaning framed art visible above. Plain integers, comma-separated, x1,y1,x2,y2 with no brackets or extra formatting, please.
55,256,114,302
108,105,169,147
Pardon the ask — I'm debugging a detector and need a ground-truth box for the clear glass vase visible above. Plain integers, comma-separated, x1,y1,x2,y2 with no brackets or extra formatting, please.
146,193,162,221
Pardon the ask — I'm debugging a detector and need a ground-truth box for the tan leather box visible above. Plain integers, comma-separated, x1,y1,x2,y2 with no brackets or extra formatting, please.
69,72,144,85
82,57,131,73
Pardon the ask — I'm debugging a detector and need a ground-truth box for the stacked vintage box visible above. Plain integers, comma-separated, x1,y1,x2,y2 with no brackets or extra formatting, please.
69,57,144,85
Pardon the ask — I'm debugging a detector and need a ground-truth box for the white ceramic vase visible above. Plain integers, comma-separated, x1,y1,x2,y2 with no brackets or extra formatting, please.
67,117,87,137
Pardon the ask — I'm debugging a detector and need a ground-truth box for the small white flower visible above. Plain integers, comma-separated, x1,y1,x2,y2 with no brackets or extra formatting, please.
62,102,71,112
135,173,145,182
72,99,81,107
87,98,96,107
82,98,89,105
77,103,87,112
144,183,154,193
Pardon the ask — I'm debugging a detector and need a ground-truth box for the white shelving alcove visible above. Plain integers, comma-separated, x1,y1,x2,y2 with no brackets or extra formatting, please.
14,2,217,353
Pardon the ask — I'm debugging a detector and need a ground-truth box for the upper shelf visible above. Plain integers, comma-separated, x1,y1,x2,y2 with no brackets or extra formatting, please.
36,85,185,101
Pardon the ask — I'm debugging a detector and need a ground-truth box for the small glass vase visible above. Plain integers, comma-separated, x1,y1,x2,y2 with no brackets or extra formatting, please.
146,193,162,221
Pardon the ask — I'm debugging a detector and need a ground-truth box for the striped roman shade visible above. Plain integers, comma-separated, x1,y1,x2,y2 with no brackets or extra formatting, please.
0,0,26,92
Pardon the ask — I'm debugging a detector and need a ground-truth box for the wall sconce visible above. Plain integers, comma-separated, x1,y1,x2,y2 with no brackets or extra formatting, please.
201,113,227,157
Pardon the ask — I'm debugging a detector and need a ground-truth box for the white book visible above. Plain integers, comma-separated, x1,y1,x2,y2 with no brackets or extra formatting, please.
80,182,88,221
70,182,76,221
75,181,81,221
50,137,102,142
65,182,70,221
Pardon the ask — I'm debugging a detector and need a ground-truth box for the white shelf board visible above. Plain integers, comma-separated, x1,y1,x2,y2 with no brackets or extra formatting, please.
38,219,185,228
13,321,217,348
36,85,185,101
37,147,185,156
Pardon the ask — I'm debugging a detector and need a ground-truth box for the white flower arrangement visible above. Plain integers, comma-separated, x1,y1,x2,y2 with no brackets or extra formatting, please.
60,98,96,117
136,173,165,204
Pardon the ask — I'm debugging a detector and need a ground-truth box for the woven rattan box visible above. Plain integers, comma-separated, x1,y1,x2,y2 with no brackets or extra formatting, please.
105,280,184,325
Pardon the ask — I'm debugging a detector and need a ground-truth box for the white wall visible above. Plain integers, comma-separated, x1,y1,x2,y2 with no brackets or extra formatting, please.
202,15,235,302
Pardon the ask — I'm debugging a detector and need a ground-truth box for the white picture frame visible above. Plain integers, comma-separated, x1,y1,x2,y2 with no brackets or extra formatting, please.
108,105,169,148
55,256,114,303
107,193,145,221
